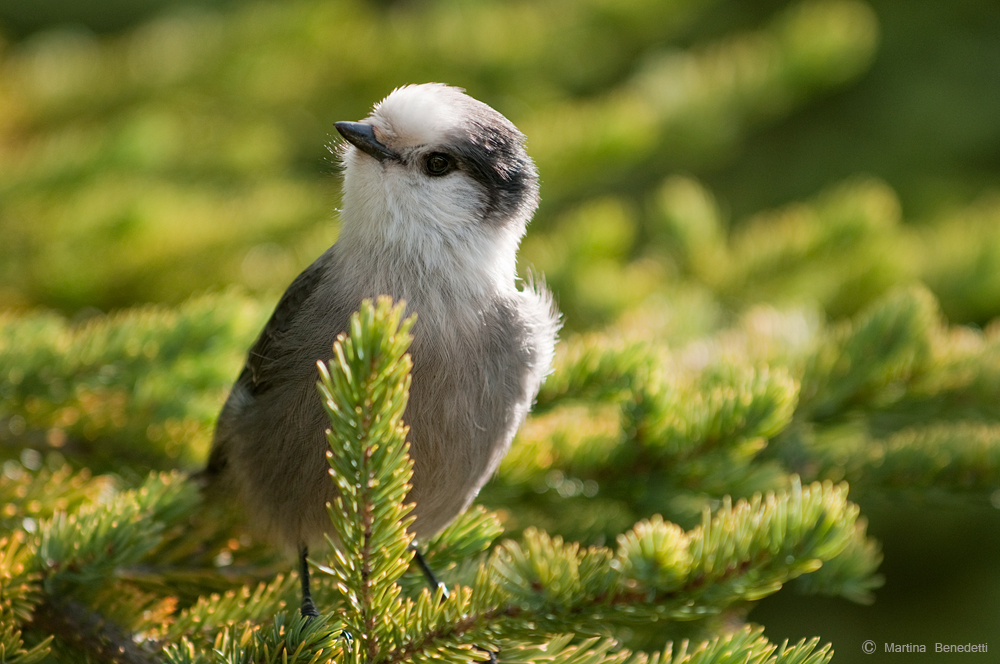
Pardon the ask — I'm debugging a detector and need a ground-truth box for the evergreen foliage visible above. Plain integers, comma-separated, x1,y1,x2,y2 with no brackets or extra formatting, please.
0,293,266,473
0,0,883,313
7,284,1000,659
2,0,999,660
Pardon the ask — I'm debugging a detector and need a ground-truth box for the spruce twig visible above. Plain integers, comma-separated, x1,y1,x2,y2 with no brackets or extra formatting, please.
316,297,418,661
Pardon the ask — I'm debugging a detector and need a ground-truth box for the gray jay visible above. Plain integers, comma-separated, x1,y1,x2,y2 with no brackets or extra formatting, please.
206,83,560,616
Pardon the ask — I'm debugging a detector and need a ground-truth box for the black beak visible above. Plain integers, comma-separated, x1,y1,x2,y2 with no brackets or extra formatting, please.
335,121,399,163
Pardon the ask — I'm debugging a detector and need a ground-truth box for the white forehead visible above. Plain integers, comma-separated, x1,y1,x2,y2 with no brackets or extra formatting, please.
367,83,474,149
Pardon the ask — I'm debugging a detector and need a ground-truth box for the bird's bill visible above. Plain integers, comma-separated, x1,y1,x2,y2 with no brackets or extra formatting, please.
334,121,399,162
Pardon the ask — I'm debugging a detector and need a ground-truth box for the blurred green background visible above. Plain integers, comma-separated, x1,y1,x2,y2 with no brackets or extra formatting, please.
2,0,999,660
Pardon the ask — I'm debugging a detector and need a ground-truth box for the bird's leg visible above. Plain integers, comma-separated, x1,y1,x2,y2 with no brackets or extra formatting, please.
411,544,497,662
299,544,320,618
299,545,356,643
410,543,450,599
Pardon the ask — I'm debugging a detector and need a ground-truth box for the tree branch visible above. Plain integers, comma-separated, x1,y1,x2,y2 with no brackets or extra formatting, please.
29,597,161,664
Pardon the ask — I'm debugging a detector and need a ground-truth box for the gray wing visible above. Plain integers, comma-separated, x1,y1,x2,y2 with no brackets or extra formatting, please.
243,259,327,397
206,254,329,476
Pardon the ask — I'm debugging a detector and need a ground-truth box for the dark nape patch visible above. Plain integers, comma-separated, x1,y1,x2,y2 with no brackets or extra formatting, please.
449,117,539,226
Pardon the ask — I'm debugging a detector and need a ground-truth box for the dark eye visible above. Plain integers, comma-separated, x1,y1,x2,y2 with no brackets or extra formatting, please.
424,153,455,176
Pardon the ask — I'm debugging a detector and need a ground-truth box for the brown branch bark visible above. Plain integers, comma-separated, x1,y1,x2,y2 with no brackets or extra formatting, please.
29,597,161,664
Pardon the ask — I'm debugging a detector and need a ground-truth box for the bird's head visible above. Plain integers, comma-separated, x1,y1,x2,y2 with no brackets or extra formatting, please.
334,84,539,267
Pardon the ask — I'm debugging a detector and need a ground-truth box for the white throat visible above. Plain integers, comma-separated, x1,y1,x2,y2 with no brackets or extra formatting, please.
336,157,523,304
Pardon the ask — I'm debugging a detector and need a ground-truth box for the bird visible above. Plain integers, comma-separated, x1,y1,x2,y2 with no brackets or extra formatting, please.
205,83,560,616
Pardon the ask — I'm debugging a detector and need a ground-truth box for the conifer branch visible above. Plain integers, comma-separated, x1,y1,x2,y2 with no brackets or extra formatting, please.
535,336,654,411
377,603,523,664
15,473,200,658
0,532,52,664
160,573,297,644
35,472,199,591
316,297,417,662
28,596,160,664
0,293,267,472
798,286,938,419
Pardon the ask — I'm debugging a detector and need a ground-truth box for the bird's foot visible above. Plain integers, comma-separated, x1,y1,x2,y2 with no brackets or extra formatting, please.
300,596,320,619
474,646,499,664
